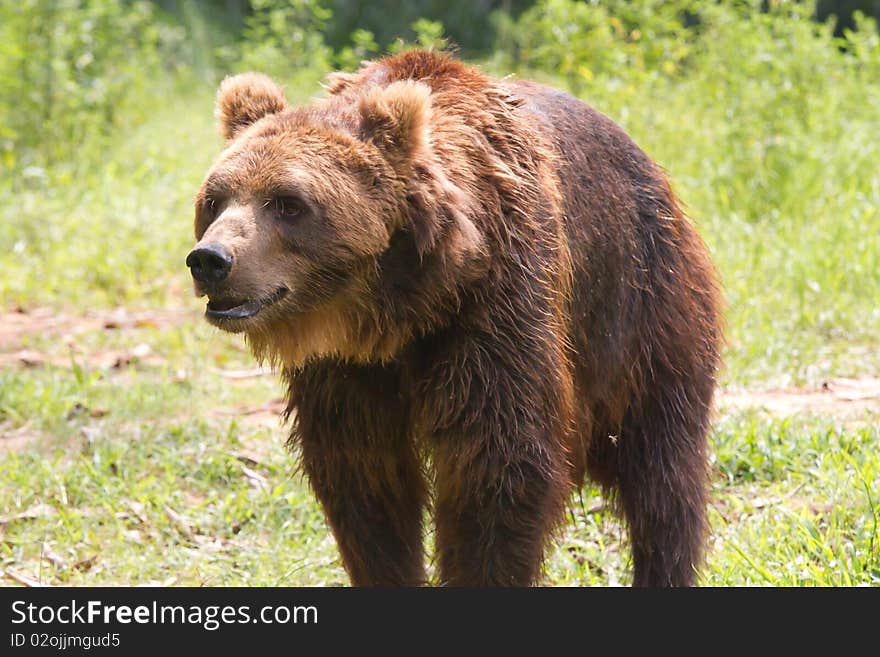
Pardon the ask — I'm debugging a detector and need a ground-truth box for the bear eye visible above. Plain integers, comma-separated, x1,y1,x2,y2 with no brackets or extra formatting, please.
203,195,224,220
272,195,307,220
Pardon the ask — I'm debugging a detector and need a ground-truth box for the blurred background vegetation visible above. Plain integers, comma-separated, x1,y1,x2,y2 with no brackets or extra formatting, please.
3,0,879,166
0,1,878,585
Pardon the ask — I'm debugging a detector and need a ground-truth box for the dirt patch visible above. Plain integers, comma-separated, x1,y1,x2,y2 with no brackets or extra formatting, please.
0,306,191,350
717,377,880,417
0,423,45,454
211,397,288,430
0,306,194,371
0,342,175,372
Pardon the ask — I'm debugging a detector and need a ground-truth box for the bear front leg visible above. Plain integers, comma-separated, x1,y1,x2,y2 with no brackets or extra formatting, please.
425,337,573,587
287,360,426,586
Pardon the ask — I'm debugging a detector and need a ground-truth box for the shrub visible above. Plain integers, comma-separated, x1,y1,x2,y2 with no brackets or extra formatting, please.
0,0,184,169
229,0,333,82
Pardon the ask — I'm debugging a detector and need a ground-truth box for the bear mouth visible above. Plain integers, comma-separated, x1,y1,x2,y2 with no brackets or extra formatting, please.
205,287,289,323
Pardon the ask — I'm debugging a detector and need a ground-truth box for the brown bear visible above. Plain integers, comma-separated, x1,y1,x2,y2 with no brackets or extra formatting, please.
186,50,723,587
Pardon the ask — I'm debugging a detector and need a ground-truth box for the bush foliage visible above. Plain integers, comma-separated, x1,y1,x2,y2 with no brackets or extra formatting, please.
0,0,187,167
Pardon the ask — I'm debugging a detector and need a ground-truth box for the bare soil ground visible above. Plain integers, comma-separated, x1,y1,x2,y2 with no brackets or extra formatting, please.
716,378,880,417
0,306,192,370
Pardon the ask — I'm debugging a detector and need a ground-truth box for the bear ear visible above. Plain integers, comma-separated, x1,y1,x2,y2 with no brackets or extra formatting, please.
215,73,287,140
324,70,359,95
358,80,431,163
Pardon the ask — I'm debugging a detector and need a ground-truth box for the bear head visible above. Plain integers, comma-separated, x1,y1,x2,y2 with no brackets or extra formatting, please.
187,69,484,367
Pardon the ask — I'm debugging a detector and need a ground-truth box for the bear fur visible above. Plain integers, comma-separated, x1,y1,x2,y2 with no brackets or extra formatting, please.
188,51,723,587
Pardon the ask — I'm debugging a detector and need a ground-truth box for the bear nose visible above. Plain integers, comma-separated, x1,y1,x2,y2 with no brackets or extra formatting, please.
186,243,233,284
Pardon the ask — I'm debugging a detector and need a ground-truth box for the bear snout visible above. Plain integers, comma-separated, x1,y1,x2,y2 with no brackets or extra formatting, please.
186,242,233,286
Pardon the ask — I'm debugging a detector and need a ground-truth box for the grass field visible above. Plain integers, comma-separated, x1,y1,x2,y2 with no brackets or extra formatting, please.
1,305,877,586
1,3,879,586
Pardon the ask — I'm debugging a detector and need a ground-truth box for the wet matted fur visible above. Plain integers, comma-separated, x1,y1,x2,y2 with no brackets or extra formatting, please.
189,51,723,587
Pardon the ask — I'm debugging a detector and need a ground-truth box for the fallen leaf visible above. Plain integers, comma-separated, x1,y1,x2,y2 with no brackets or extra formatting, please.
241,465,269,491
163,505,195,538
231,514,255,535
226,451,265,467
16,350,45,367
102,351,131,369
123,529,144,542
66,403,88,420
192,535,231,551
72,554,98,572
0,503,58,526
131,343,152,359
2,569,44,587
124,501,148,524
41,544,66,569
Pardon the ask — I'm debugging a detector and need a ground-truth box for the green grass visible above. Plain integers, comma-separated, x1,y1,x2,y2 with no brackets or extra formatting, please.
2,340,878,585
2,4,880,586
